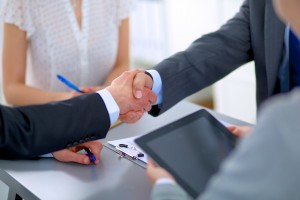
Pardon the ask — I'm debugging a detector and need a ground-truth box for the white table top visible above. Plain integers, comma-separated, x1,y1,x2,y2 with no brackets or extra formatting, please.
0,101,250,200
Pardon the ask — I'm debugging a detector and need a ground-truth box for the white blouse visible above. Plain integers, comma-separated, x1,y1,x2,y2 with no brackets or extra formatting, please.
3,0,134,91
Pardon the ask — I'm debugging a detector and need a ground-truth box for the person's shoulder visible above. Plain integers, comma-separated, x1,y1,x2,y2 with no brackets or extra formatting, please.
152,183,192,200
2,0,35,18
258,89,300,127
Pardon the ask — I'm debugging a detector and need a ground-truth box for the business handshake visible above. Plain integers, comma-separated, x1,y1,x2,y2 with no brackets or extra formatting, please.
106,69,155,123
52,70,154,164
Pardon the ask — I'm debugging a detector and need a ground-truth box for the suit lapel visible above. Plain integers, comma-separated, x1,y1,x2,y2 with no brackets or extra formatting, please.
264,0,285,95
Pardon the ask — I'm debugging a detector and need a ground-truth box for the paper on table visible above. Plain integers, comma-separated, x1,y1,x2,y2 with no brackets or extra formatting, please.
108,136,148,163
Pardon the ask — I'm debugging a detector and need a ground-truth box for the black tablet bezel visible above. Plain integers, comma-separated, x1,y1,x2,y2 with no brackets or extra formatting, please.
135,109,237,198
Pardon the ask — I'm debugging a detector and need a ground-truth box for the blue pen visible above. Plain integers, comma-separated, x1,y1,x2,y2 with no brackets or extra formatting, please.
57,75,95,163
84,148,96,163
56,74,83,93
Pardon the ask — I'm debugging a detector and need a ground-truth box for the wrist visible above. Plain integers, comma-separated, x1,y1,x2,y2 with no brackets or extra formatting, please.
155,178,176,185
106,86,117,104
97,88,120,124
144,71,153,81
93,86,105,91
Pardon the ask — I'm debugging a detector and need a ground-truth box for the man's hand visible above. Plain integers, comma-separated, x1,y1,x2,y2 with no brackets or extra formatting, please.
132,71,154,99
227,125,253,137
106,70,157,123
52,140,103,165
147,159,175,185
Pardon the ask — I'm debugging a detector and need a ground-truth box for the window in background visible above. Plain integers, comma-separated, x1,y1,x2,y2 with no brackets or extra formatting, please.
130,0,224,108
130,0,256,123
213,0,256,124
130,0,167,66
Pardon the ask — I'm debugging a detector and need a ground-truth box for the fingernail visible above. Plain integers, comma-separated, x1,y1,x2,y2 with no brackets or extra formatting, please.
135,90,142,98
84,157,89,164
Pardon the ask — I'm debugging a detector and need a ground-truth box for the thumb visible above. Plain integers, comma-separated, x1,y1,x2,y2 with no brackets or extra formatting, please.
133,72,152,99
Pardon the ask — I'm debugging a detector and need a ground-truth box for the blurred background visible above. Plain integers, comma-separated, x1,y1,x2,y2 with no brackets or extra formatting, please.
0,0,256,124
129,0,256,124
0,0,256,198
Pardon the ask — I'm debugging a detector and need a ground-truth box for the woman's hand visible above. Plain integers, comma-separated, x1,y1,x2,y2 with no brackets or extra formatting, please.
64,86,96,99
52,140,103,165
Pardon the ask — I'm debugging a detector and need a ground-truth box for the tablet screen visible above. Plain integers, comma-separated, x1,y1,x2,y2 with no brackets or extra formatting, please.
135,109,236,198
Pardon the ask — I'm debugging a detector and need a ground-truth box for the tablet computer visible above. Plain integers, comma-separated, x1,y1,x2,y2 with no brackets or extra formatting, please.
135,109,237,198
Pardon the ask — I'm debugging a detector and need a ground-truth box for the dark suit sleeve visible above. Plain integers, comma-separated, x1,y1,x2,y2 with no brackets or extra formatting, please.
149,0,253,116
0,93,110,159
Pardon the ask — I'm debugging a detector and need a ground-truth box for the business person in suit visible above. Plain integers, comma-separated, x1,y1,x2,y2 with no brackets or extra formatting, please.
133,0,298,118
146,0,300,199
0,70,156,162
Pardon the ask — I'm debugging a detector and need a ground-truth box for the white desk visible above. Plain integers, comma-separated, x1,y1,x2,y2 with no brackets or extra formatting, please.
0,101,250,200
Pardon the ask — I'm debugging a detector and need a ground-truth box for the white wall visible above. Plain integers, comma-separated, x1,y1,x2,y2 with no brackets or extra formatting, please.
131,0,225,103
131,0,228,67
213,0,256,123
131,0,256,123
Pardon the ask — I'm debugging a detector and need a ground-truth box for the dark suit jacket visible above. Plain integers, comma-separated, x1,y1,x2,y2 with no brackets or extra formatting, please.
0,93,110,159
150,0,286,116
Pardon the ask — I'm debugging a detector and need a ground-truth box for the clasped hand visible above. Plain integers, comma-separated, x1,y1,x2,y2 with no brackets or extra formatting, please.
106,69,156,123
53,69,155,164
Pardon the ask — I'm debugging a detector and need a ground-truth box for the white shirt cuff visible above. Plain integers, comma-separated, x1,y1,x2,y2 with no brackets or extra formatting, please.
155,178,176,186
146,69,163,105
97,89,120,124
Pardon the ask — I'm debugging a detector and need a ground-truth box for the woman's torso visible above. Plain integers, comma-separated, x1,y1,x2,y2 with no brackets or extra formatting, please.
4,0,132,91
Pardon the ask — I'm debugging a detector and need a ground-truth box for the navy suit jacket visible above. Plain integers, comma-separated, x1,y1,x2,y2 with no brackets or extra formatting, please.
150,0,286,116
0,93,110,159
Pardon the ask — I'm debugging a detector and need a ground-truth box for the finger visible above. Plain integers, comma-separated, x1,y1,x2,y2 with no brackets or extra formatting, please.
69,90,82,98
143,88,157,104
55,150,91,165
226,126,236,132
147,159,156,168
146,159,158,186
143,102,152,112
149,91,157,105
134,110,144,121
226,126,241,137
119,111,144,123
112,70,139,85
81,141,103,164
133,73,149,99
80,87,95,93
135,68,145,73
119,113,136,123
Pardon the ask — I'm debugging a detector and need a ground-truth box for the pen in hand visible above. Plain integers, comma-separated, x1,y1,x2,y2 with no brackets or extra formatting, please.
57,74,83,93
84,147,96,163
57,75,96,163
